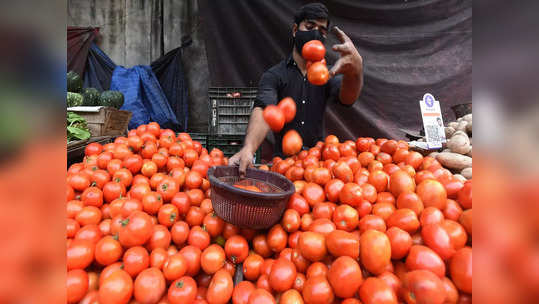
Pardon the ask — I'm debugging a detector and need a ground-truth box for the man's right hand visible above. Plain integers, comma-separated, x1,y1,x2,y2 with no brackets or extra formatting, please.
228,146,255,178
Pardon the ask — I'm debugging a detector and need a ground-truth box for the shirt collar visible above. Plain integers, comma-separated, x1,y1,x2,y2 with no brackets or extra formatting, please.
286,54,296,67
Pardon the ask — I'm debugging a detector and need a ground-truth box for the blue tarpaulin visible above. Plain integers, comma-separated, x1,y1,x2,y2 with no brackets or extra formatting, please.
111,65,180,130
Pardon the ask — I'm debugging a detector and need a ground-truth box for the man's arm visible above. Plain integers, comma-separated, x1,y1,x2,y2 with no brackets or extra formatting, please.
229,71,279,176
329,26,363,105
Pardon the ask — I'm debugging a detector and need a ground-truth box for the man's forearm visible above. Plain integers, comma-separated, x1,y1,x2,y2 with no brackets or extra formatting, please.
340,70,363,105
243,107,270,154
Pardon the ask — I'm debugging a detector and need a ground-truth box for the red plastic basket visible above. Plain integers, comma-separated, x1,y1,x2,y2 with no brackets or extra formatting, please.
208,166,295,229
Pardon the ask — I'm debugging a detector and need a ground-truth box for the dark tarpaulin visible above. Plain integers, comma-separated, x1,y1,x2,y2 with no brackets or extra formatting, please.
67,27,98,77
83,43,115,91
199,0,472,141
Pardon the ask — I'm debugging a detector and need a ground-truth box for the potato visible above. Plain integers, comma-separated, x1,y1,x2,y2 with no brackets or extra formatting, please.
447,132,471,154
457,117,463,122
456,120,468,132
462,114,472,123
448,122,459,129
442,148,452,153
429,152,440,158
461,167,472,179
436,152,472,170
445,127,455,138
466,121,472,134
453,174,467,182
467,146,472,157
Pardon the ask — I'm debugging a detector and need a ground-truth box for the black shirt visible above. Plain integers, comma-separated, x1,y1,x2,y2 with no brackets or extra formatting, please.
253,54,343,156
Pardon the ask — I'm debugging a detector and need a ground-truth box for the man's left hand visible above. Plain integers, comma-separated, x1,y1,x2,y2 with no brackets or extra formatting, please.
330,26,363,77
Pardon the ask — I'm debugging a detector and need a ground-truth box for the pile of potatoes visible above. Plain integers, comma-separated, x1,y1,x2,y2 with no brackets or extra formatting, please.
430,114,472,180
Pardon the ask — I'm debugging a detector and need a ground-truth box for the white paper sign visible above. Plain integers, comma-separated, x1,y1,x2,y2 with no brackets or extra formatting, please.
419,93,446,149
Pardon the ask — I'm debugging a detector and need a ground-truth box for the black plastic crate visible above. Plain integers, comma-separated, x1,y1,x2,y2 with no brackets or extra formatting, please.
189,133,209,148
208,87,258,135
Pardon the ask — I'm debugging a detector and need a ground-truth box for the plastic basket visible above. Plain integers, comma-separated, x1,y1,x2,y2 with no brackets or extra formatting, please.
208,166,295,229
208,87,258,135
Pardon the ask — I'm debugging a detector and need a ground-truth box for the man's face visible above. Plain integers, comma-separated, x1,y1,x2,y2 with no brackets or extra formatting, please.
293,19,329,39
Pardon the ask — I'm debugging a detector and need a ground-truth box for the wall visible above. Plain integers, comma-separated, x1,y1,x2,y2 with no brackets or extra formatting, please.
67,0,210,132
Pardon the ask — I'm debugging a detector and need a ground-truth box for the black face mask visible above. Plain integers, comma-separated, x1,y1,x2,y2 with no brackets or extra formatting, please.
294,29,325,56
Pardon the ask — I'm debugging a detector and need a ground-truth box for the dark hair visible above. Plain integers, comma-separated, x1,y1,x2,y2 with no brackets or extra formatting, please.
294,3,330,27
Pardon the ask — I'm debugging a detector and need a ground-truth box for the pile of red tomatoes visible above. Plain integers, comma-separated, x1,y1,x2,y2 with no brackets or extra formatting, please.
67,123,472,304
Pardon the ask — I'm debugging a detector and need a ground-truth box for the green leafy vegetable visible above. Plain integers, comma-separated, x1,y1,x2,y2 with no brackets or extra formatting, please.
67,112,91,142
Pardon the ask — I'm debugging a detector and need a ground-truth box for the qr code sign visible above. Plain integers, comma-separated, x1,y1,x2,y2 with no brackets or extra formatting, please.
425,124,441,145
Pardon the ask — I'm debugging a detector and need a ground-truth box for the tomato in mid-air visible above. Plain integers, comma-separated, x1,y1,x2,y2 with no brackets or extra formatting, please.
277,97,297,123
282,130,303,156
302,40,325,61
307,61,329,86
263,105,285,132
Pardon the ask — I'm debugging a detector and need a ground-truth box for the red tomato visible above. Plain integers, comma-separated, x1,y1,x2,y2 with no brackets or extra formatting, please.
302,40,325,61
134,267,166,304
302,275,334,304
67,269,89,303
98,269,133,304
269,258,297,292
206,269,233,304
201,244,226,274
168,276,197,304
360,230,391,275
233,281,256,304
298,231,326,262
421,223,456,260
118,211,153,247
402,270,445,304
247,288,276,304
277,97,297,123
450,247,472,293
263,105,285,132
405,245,446,278
282,130,303,156
359,277,397,304
307,61,329,86
328,256,363,298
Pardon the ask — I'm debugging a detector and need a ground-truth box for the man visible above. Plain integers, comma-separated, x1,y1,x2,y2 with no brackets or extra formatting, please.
230,3,363,176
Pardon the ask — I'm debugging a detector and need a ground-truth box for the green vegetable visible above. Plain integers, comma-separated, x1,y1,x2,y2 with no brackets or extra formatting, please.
100,90,124,109
67,71,83,93
81,87,100,106
67,92,84,107
67,112,91,142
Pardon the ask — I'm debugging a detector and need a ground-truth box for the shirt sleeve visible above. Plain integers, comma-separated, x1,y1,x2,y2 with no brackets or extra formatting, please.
253,71,280,109
326,74,343,104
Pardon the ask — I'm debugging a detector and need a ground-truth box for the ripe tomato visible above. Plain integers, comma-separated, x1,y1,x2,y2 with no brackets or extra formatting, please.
168,276,197,304
298,231,326,262
421,223,456,260
386,227,412,260
307,61,329,86
179,245,202,276
163,253,188,281
129,182,151,202
310,167,330,186
233,281,256,304
188,226,210,250
157,177,179,202
282,130,303,156
326,229,359,259
457,180,472,209
118,211,153,247
405,151,424,169
420,207,444,226
269,258,297,292
266,224,288,253
441,219,468,250
150,248,168,269
75,206,102,226
158,204,179,227
148,224,172,250
396,192,424,216
279,289,303,304
69,172,91,192
247,288,276,304
123,246,150,277
360,230,391,275
242,253,264,281
81,187,104,207
103,181,126,203
263,105,285,132
134,267,166,304
67,269,89,303
339,183,362,206
328,256,363,298
287,193,310,216
277,97,297,124
359,214,386,233
402,270,445,304
442,277,459,304
359,277,397,304
201,244,226,274
142,192,164,215
170,221,190,247
372,202,395,221
206,269,233,304
302,275,334,304
302,40,325,61
405,245,446,278
325,179,344,202
332,204,359,231
98,269,133,304
389,170,415,198
95,235,122,265
443,199,463,221
333,161,353,183
281,209,301,233
450,246,472,293
386,208,420,234
417,179,447,210
368,170,388,192
252,235,272,258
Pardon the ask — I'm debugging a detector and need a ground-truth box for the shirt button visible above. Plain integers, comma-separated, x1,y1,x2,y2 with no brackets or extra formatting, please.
301,121,305,125
303,78,306,82
302,100,306,104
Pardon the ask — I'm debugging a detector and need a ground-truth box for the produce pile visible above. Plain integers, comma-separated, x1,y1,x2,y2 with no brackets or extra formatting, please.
67,71,125,109
67,120,472,304
67,112,91,142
